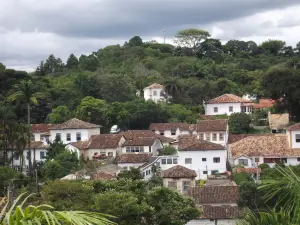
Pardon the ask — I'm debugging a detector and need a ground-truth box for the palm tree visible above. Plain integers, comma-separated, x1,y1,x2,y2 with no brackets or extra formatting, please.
8,80,39,176
164,79,182,102
0,193,115,225
238,166,300,225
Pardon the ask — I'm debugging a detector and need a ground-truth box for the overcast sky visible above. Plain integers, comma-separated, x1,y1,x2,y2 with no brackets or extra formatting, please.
1,0,300,71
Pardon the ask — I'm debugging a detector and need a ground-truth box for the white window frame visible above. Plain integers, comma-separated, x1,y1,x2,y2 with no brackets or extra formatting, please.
214,107,218,113
213,157,220,163
238,159,248,166
76,132,81,141
205,133,211,141
212,133,217,141
296,134,300,143
219,133,224,141
185,158,192,164
66,133,71,141
229,106,233,112
182,181,190,192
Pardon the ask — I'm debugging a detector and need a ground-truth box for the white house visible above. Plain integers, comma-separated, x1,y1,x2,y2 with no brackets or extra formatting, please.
31,124,53,144
67,134,126,160
49,118,101,144
204,94,254,115
149,123,195,139
143,83,168,103
118,153,153,171
172,135,227,180
229,132,300,168
8,141,48,173
121,137,163,156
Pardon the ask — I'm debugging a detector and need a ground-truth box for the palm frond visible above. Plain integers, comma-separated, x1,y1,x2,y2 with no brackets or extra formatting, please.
7,91,25,103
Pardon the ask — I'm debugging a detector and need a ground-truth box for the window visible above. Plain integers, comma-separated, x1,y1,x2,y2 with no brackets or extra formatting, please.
185,158,192,164
182,181,190,192
108,152,113,157
45,136,50,143
171,130,176,135
167,158,172,164
203,171,208,174
229,106,233,112
146,170,151,175
168,181,177,189
142,172,145,177
160,131,164,136
40,135,43,141
31,134,35,141
173,158,178,164
56,133,61,139
296,134,300,143
126,147,130,152
211,170,219,175
241,106,246,113
264,158,287,163
100,152,106,157
140,146,144,152
199,133,204,140
255,158,260,163
76,132,81,141
161,158,166,164
205,133,211,141
202,158,207,162
66,133,71,141
212,133,217,141
238,159,248,166
26,151,30,160
297,158,300,162
153,91,157,96
40,151,46,159
213,157,220,163
214,107,218,113
219,133,224,141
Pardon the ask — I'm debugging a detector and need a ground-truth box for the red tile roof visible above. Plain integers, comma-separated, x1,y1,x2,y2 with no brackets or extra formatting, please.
92,172,115,180
51,118,101,130
162,165,197,178
27,141,48,149
236,168,262,174
197,119,228,132
123,137,158,146
118,153,152,163
177,135,225,151
206,94,253,104
254,98,276,109
230,134,300,158
287,123,300,131
144,83,164,89
228,134,263,144
149,123,192,131
187,186,238,205
121,130,175,143
31,124,52,133
201,205,239,219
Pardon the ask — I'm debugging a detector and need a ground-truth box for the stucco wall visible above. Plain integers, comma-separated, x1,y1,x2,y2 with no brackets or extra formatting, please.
186,219,237,225
144,87,166,102
163,177,195,193
290,130,300,148
205,103,249,115
8,148,47,168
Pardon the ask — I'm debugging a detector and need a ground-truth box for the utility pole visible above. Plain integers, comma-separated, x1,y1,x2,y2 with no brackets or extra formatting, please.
162,29,166,44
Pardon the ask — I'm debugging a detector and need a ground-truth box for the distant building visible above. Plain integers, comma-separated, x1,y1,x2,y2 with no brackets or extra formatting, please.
268,112,289,133
143,83,168,103
204,94,254,115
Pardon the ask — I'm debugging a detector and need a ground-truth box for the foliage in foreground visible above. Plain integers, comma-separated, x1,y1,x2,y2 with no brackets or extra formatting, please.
0,193,114,225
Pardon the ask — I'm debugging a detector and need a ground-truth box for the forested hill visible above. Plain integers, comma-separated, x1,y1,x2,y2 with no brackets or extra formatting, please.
1,29,300,131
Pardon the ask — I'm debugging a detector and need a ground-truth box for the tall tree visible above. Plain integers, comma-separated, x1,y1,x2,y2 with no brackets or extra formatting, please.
8,80,39,176
66,53,79,69
260,39,286,55
174,29,211,52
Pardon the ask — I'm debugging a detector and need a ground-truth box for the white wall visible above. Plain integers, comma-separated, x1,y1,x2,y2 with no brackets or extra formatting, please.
50,128,100,144
163,177,195,193
186,219,237,225
66,144,81,158
118,163,145,171
121,139,163,156
198,132,227,146
144,87,167,103
178,150,227,180
232,156,300,168
290,130,300,149
205,103,252,115
154,128,193,140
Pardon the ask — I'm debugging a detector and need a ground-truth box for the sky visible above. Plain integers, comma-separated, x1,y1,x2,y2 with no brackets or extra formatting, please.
1,0,300,71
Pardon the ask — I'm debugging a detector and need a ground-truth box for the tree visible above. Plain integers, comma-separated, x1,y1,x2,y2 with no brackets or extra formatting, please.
46,106,72,123
8,80,39,176
66,53,79,69
174,29,211,52
229,113,252,134
164,79,182,102
43,54,64,74
0,193,114,225
117,168,143,180
46,136,65,160
128,36,143,47
260,39,286,55
159,146,177,155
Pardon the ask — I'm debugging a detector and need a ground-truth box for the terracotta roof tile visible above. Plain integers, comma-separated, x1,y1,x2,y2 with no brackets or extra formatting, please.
123,137,158,146
162,165,197,178
70,141,89,150
51,118,101,130
31,124,53,133
27,141,48,149
268,113,289,130
118,153,152,163
206,94,253,104
197,119,228,132
187,186,238,204
121,130,175,143
144,83,164,89
287,123,300,131
254,98,276,109
149,123,192,131
92,172,115,180
236,168,262,174
201,205,240,219
230,135,300,158
228,134,263,144
177,135,225,151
